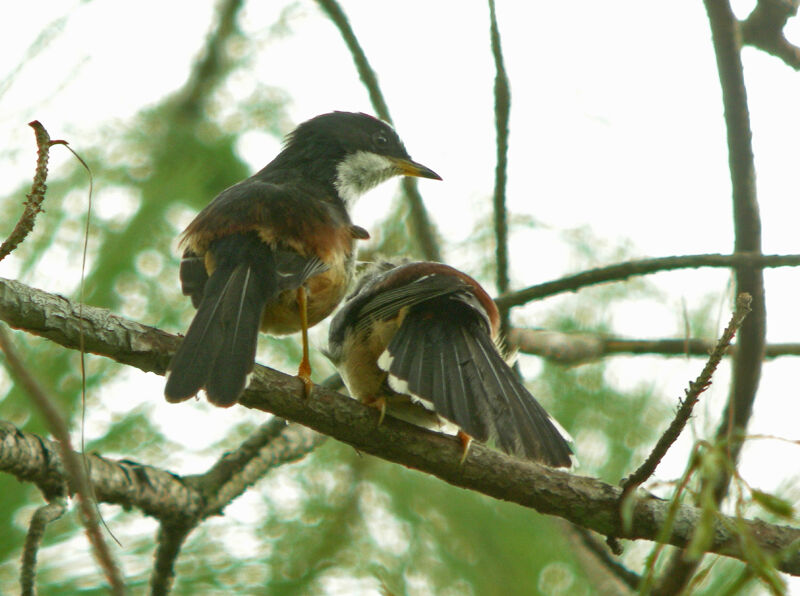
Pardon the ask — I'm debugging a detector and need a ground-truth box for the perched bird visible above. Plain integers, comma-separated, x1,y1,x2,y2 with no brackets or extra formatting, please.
327,261,573,467
164,112,440,407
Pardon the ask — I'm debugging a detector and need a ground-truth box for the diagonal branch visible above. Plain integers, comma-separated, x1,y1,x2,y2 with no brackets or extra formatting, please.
621,293,751,496
21,499,66,596
706,0,766,479
315,0,442,262
740,0,800,70
0,326,125,595
151,522,193,596
0,279,797,575
172,0,246,119
488,0,512,307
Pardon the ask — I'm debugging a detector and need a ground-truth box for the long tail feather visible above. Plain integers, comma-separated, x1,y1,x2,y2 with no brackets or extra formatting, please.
165,236,278,406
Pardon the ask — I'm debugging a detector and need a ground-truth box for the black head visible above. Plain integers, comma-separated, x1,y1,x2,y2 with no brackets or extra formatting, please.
268,112,440,202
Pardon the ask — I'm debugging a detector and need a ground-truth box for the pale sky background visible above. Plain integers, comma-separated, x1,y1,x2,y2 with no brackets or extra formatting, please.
1,1,799,593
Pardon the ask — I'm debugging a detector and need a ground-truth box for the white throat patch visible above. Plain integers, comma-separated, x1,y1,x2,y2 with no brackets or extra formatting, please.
334,151,397,203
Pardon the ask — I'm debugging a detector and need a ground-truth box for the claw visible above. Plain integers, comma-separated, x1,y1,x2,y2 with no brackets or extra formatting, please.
457,430,473,465
297,360,313,398
364,396,387,425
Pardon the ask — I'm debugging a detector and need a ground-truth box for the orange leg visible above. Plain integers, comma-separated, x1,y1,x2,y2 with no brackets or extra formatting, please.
296,286,313,397
457,430,473,465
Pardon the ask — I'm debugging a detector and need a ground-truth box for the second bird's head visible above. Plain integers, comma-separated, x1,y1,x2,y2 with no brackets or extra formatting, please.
268,111,441,202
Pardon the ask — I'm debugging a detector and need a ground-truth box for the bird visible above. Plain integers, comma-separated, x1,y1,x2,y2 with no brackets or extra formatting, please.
327,261,573,467
164,112,441,407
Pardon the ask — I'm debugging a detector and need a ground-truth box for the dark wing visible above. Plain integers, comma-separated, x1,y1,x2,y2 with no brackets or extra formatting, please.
381,293,573,467
327,266,469,366
165,232,327,406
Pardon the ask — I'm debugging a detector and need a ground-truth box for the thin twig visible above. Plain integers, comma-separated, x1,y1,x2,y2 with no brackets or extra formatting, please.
0,121,66,263
173,0,246,119
194,417,289,494
315,0,442,261
494,252,799,310
488,0,511,315
204,423,326,514
639,444,705,595
741,0,800,70
20,499,66,596
705,0,766,481
151,522,193,596
0,326,126,594
653,1,767,592
509,328,800,364
573,526,641,591
621,293,752,496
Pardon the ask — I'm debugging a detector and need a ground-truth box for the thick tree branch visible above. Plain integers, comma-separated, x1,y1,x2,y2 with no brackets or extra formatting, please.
495,252,800,310
151,522,192,596
0,280,797,575
2,405,799,576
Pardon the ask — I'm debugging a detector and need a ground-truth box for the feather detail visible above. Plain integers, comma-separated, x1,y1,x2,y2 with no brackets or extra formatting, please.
381,295,572,467
166,233,328,406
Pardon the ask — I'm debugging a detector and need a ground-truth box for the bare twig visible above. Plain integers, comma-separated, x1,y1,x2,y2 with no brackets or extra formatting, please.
173,0,245,119
705,0,765,501
621,293,752,496
21,499,66,596
203,423,326,514
488,0,511,316
495,252,800,310
640,443,705,595
653,1,767,592
151,523,193,596
195,417,289,494
572,526,640,592
315,0,442,262
741,0,800,70
313,0,390,122
153,415,327,591
0,326,125,595
0,121,66,263
509,328,800,364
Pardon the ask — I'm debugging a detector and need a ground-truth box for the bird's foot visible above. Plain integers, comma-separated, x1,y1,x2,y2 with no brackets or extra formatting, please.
457,430,473,465
297,360,313,398
364,396,387,426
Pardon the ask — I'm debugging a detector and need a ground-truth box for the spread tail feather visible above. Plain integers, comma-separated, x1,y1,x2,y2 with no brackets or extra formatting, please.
382,307,573,467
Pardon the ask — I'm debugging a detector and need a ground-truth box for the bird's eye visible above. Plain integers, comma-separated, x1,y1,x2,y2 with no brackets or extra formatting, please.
373,132,389,147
